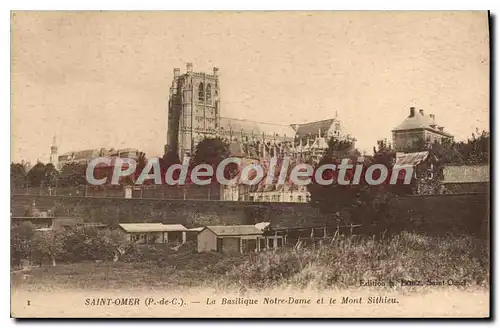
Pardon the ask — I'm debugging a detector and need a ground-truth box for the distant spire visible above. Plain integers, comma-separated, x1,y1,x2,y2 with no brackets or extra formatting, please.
51,134,57,148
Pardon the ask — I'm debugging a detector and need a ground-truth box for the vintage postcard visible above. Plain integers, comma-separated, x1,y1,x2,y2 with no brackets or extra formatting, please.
10,11,490,318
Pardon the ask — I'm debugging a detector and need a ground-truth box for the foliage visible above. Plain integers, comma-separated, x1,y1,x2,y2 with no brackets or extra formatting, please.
11,163,28,189
42,163,59,187
58,162,87,187
451,129,490,165
31,229,65,266
308,136,406,227
59,226,131,262
192,137,230,167
26,161,47,187
224,233,489,290
12,233,488,291
187,212,226,227
399,129,490,166
11,222,35,268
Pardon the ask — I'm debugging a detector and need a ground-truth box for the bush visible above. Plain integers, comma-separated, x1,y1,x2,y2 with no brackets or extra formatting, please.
58,226,130,262
224,233,489,290
11,222,35,268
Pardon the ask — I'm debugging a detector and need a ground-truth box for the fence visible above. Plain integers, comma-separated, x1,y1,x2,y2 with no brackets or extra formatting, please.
11,184,222,201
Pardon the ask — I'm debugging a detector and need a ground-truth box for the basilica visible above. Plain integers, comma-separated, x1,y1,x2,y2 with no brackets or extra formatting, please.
166,63,354,163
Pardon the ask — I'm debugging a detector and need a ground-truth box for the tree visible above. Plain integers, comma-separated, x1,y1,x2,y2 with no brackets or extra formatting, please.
308,136,409,230
32,229,64,267
11,162,28,189
192,137,230,167
58,162,87,187
11,222,35,268
455,129,490,165
26,161,46,187
96,229,130,262
42,163,59,187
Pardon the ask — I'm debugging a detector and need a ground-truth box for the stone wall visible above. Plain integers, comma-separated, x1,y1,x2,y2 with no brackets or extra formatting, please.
11,192,489,236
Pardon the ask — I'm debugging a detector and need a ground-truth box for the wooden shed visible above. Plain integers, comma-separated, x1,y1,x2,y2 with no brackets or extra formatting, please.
119,223,187,245
197,225,264,254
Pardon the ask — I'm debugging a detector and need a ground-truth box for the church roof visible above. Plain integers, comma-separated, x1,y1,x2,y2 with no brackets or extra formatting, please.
220,117,295,139
392,108,453,137
292,119,337,138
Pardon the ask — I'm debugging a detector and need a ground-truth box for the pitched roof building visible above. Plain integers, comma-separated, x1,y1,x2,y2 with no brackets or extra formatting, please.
392,107,454,152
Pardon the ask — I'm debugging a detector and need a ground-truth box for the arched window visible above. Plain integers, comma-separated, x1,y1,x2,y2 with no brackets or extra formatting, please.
198,83,204,102
206,84,212,103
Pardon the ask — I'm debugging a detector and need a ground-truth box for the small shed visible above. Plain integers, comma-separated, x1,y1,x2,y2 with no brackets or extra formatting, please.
197,225,264,253
119,223,187,244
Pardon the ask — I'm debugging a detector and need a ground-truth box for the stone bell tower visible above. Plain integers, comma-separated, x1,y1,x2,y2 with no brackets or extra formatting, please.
166,63,221,160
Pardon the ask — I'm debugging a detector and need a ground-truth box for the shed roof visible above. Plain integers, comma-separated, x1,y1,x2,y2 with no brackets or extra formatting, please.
119,223,187,233
187,227,204,232
205,225,263,236
395,151,429,167
254,222,271,231
443,165,490,184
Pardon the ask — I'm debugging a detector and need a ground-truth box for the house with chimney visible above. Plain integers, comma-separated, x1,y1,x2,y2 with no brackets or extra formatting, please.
392,107,454,153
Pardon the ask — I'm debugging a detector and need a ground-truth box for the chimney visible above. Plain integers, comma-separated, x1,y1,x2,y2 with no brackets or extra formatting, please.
419,109,424,116
186,63,193,74
213,67,219,77
409,107,416,117
429,114,436,128
173,68,180,78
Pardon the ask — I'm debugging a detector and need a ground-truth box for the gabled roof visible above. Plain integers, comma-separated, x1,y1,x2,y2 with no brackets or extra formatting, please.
293,119,337,138
119,223,187,233
204,225,263,236
443,165,490,184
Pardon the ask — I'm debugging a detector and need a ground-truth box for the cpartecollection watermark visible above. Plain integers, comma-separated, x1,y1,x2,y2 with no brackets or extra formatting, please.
86,156,413,187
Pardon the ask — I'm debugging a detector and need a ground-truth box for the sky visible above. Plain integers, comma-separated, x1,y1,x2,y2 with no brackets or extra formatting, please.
11,11,490,163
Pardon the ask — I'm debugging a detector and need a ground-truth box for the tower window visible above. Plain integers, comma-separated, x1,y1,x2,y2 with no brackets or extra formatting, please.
198,83,204,102
206,84,212,104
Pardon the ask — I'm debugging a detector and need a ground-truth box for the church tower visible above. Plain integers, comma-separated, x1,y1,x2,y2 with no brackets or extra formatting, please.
167,63,221,160
50,135,58,169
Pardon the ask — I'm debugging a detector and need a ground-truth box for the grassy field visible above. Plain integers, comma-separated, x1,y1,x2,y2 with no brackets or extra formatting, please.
12,232,489,292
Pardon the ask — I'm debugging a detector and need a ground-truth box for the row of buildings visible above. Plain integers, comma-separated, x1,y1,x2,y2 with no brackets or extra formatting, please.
42,63,489,201
12,203,313,254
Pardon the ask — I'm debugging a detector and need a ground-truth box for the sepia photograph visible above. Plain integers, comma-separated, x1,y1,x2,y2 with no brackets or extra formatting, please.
10,11,490,318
